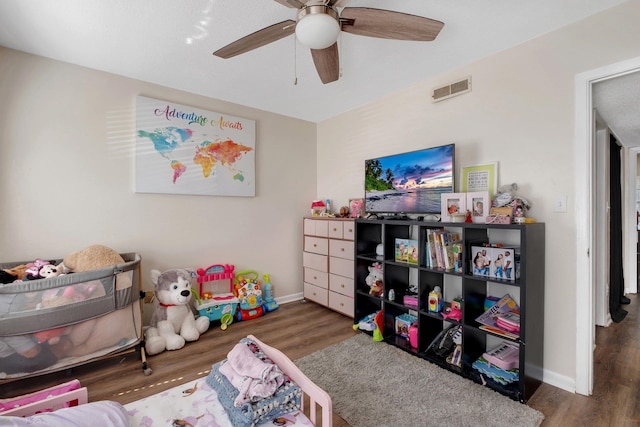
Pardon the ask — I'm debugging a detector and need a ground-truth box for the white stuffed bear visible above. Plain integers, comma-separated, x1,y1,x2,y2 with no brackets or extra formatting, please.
365,262,384,297
144,269,209,356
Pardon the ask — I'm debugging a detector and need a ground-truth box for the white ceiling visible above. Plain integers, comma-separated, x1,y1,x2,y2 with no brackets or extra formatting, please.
0,0,633,124
593,71,640,147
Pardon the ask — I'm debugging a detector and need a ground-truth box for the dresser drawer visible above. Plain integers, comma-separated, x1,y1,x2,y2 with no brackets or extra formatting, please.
329,273,354,298
342,221,354,240
329,291,354,318
328,221,344,239
329,239,354,260
327,220,355,240
303,252,328,272
304,236,328,255
304,267,328,289
304,219,328,237
304,282,328,306
329,256,354,278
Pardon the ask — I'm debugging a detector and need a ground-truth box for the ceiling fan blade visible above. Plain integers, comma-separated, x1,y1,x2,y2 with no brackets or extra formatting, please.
341,7,444,41
273,0,305,8
310,43,340,84
328,0,349,7
213,20,296,59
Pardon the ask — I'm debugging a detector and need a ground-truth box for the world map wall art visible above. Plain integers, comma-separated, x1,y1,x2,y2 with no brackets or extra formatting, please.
135,96,256,196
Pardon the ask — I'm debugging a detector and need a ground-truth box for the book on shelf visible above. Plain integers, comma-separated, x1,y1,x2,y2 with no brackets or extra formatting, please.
431,230,444,268
425,229,437,268
424,229,462,271
478,325,520,340
439,231,461,271
407,239,419,265
475,294,520,337
395,238,408,262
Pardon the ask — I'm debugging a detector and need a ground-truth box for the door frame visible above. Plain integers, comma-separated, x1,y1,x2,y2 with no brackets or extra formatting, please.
575,56,640,396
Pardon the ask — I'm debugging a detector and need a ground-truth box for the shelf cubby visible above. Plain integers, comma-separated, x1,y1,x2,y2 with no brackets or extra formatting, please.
354,218,545,403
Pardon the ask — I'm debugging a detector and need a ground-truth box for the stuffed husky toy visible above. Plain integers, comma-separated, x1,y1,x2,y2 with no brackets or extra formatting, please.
144,269,209,356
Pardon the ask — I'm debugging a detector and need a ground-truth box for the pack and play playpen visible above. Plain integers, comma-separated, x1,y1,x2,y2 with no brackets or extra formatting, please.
0,253,143,380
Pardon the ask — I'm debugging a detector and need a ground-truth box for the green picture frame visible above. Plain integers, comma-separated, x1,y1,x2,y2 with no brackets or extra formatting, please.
460,162,498,197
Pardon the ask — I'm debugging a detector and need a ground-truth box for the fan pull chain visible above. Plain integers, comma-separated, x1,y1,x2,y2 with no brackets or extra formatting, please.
293,36,298,85
339,32,343,78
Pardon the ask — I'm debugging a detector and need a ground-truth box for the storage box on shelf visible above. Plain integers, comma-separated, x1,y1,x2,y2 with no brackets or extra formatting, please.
303,217,354,317
353,218,544,403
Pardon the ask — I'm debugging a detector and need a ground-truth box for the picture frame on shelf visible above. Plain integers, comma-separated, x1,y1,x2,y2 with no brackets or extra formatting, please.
349,198,365,218
460,162,498,198
467,191,490,223
440,193,467,222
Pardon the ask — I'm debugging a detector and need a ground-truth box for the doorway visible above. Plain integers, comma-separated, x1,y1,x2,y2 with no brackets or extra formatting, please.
575,56,640,396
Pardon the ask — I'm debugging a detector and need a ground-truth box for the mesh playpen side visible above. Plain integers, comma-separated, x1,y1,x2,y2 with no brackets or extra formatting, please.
0,253,143,381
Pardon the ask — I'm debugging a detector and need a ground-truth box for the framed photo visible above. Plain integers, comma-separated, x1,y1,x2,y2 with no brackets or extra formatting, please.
460,162,498,198
440,193,467,222
467,191,490,223
349,198,365,218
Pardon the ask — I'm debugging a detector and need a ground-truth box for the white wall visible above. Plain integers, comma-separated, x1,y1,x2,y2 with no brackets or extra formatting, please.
317,1,640,391
0,47,317,322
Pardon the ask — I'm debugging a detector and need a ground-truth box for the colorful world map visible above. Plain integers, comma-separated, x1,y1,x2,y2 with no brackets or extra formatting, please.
137,127,253,184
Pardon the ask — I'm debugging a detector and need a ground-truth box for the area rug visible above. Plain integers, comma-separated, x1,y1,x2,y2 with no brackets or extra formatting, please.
294,333,545,427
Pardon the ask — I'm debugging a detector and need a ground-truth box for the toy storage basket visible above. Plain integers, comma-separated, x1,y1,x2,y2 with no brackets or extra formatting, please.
0,253,142,381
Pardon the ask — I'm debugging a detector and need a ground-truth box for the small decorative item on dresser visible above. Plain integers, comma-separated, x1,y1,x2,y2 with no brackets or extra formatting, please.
310,200,326,216
339,206,350,217
349,198,365,218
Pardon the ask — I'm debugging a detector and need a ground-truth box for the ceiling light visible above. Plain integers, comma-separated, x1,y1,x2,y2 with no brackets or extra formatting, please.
296,5,340,50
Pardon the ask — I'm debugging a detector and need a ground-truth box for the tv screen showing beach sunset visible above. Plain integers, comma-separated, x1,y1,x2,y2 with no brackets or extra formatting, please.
365,144,455,214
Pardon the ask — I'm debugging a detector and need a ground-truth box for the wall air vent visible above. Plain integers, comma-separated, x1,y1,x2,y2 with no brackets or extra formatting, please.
432,76,472,103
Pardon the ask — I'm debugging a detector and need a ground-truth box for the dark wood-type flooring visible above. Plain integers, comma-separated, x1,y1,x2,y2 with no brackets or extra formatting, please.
2,296,640,426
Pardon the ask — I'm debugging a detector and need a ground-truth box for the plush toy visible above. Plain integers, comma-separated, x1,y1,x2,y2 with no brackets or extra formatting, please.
24,259,56,281
63,245,127,283
365,262,384,297
369,280,384,297
0,270,18,284
0,264,29,283
38,264,64,279
144,269,210,356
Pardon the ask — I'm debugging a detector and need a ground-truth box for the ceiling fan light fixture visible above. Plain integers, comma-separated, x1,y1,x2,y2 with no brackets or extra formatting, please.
296,5,340,50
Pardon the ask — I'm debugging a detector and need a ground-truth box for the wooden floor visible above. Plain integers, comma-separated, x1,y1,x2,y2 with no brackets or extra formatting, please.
3,296,640,426
527,293,640,426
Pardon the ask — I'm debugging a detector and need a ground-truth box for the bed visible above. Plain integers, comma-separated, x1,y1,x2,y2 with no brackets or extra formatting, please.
0,335,333,427
0,253,143,381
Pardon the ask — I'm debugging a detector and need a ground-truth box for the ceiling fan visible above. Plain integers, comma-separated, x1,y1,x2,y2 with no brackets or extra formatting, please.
213,0,444,84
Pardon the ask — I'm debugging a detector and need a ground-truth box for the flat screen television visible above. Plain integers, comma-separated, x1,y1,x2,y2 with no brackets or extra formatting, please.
365,143,455,215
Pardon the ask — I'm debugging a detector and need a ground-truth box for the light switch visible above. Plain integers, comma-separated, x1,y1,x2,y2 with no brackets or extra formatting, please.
554,195,568,213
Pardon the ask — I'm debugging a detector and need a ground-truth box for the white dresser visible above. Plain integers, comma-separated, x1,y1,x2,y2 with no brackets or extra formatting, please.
303,217,354,317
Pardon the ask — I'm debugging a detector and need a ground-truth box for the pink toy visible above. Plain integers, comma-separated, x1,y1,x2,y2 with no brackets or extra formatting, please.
441,306,462,321
409,322,418,348
24,259,52,280
195,264,238,330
